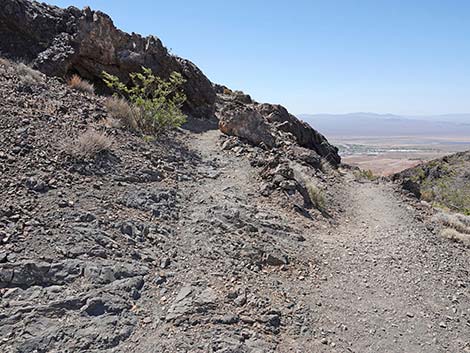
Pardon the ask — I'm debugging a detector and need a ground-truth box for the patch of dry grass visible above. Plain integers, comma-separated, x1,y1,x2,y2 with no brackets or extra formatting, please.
68,74,94,94
435,211,470,247
306,183,326,211
12,62,44,85
441,228,470,246
435,212,470,235
0,58,44,84
105,96,138,130
0,57,12,67
63,129,114,159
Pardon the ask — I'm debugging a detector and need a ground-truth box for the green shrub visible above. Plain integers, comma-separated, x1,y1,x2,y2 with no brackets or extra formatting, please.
102,67,187,135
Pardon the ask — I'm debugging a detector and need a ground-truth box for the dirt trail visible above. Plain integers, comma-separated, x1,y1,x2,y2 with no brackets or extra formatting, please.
190,130,470,352
308,177,470,352
126,130,469,353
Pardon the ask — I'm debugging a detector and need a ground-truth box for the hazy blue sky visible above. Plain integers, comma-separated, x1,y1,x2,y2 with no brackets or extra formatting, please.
47,0,470,115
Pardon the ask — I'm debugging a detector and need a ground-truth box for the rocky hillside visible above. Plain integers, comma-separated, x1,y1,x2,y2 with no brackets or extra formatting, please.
1,1,469,353
0,0,340,166
393,151,470,215
0,54,345,352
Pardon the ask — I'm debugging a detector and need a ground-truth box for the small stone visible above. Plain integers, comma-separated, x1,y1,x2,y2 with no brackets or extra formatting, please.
155,276,166,285
263,253,288,266
212,314,239,325
121,222,137,237
79,212,96,223
143,317,152,324
160,257,171,269
439,322,447,328
406,312,414,318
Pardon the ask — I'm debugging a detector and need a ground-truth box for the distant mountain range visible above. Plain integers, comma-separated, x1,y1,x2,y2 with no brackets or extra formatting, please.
299,113,470,138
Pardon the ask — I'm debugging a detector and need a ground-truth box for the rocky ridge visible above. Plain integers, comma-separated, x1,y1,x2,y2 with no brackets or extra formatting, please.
0,1,469,352
0,0,340,167
0,55,346,352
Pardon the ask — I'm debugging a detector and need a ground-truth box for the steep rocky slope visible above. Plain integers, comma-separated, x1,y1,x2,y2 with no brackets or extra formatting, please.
0,56,342,352
2,60,469,353
0,0,340,166
0,1,469,352
0,0,215,117
393,151,470,215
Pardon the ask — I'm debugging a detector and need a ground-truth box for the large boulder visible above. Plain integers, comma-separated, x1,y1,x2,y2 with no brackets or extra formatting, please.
216,91,341,165
218,103,276,148
0,0,215,118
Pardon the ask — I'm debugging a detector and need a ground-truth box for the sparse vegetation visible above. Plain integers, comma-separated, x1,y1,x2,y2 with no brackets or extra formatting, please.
354,168,377,181
434,212,470,247
104,96,138,130
102,67,187,135
306,183,326,211
63,129,114,159
0,59,45,84
68,74,95,94
396,153,470,215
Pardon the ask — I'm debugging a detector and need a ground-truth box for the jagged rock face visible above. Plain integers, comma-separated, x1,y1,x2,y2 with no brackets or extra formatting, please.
0,0,215,118
255,103,341,165
0,0,339,164
218,103,276,148
216,95,341,165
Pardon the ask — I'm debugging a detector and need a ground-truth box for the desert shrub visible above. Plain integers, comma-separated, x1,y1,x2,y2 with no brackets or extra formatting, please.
306,183,326,211
68,74,94,94
64,129,113,159
362,169,377,180
0,57,12,75
16,63,44,84
0,59,44,83
105,96,138,130
102,67,187,135
441,228,470,247
435,212,470,235
420,189,434,202
354,168,377,181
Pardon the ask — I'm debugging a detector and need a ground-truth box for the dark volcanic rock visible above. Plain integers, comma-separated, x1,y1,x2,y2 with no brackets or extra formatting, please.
256,103,340,165
0,0,215,118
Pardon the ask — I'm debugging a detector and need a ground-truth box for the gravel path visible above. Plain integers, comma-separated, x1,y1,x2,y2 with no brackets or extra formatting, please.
188,130,470,352
307,176,470,352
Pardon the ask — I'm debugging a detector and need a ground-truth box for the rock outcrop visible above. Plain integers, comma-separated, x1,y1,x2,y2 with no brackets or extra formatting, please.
219,103,276,148
0,0,215,118
0,0,340,165
215,91,341,165
393,151,470,214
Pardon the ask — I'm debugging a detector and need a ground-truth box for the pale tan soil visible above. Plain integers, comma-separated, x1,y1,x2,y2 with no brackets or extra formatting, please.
342,155,431,176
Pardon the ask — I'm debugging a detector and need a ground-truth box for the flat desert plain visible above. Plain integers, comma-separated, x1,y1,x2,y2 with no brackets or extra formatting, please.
334,136,470,176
